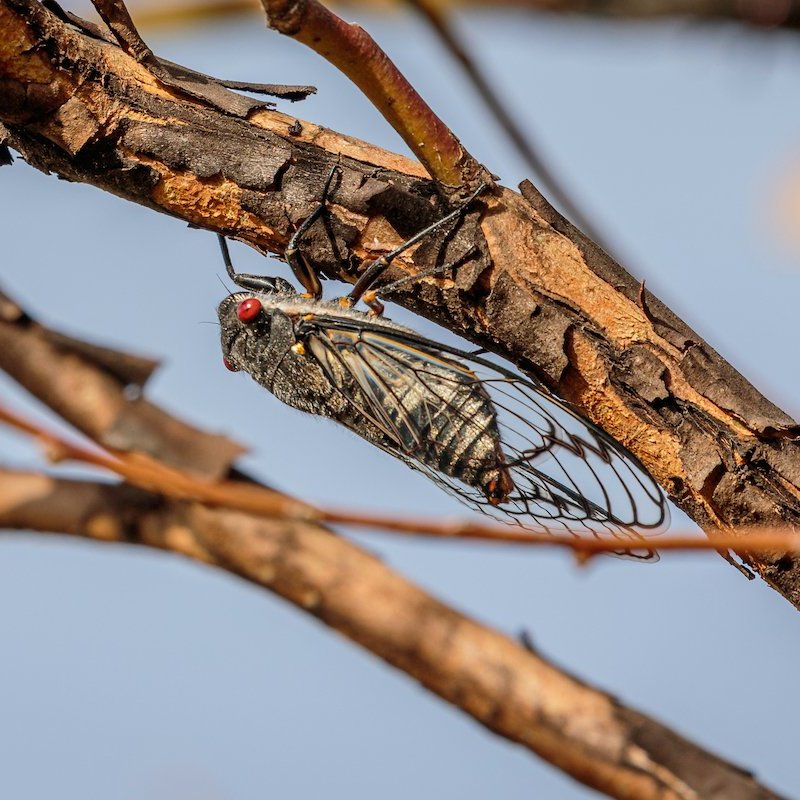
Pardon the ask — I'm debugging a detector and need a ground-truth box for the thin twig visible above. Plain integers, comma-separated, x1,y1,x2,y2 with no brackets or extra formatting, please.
3,402,797,559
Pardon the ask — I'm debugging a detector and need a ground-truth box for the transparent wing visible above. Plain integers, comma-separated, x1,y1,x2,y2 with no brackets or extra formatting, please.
306,328,427,452
302,314,670,557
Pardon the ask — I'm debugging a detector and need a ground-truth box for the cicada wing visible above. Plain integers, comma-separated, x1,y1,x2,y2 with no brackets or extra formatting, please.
306,325,500,469
302,314,669,557
306,328,426,452
450,362,669,558
480,371,665,519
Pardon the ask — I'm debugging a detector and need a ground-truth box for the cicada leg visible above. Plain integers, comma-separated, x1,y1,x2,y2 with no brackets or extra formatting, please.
366,245,481,310
218,234,287,293
345,182,488,309
284,164,342,299
283,165,486,310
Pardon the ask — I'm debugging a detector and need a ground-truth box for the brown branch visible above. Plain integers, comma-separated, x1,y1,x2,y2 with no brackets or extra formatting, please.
0,289,244,478
1,0,800,610
0,467,786,800
86,0,316,105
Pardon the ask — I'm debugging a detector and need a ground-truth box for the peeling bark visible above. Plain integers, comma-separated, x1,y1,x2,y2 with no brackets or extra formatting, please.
1,0,800,608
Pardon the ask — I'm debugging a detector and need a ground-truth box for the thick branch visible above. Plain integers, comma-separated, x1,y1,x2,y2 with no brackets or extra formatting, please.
1,0,800,610
0,468,785,800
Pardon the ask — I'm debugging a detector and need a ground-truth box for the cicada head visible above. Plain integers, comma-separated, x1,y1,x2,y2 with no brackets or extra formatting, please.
218,292,274,374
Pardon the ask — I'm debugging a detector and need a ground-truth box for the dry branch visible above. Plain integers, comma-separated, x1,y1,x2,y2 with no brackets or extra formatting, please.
0,290,244,477
262,0,485,189
0,467,786,800
2,0,798,603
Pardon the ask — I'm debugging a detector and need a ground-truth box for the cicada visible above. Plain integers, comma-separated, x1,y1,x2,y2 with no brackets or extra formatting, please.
217,168,669,554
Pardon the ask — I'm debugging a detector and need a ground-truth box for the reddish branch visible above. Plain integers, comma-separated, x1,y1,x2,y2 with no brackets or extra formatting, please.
261,0,485,189
4,400,800,558
3,293,797,559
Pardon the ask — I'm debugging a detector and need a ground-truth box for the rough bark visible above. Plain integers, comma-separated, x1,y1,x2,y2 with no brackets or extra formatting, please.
1,0,800,612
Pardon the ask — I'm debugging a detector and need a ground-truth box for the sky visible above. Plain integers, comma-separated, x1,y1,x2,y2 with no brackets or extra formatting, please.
2,5,800,798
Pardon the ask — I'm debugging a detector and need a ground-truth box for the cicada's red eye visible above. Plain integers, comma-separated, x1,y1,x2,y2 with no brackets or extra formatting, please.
237,297,262,323
222,356,239,372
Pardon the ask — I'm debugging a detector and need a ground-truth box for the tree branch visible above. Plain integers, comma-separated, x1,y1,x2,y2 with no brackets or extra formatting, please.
0,290,244,477
261,0,485,189
5,395,799,556
1,0,800,611
0,467,785,800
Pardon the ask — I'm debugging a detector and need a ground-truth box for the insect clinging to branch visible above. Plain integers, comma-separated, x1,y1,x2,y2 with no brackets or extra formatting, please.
217,166,669,556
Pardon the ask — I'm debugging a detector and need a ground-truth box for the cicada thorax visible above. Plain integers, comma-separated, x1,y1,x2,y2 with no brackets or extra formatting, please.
218,291,516,505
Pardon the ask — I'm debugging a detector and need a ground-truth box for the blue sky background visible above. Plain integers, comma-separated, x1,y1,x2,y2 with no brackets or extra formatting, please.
2,5,800,798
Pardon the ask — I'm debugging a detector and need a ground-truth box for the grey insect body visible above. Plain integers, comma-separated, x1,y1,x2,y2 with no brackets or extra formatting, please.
218,284,669,554
219,290,512,503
